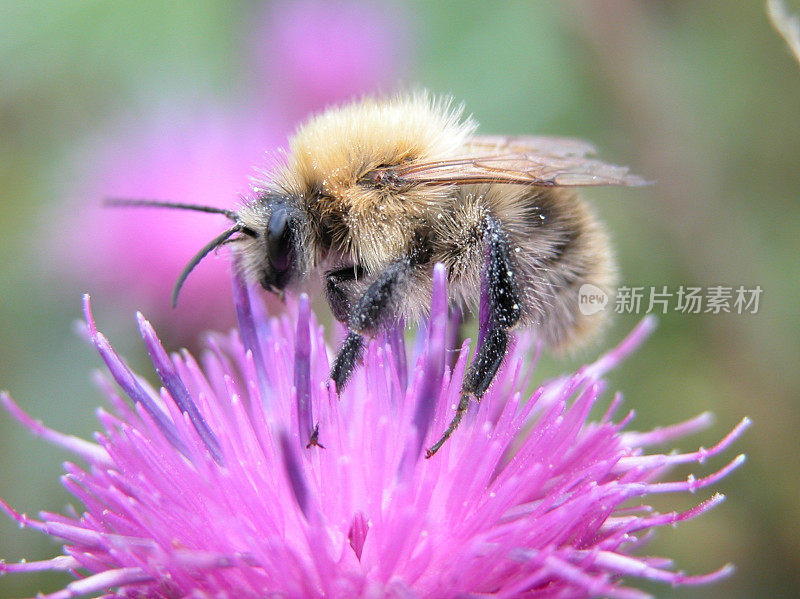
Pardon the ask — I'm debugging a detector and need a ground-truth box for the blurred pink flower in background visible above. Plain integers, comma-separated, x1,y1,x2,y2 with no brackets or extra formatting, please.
254,0,409,120
56,109,285,338
54,1,408,341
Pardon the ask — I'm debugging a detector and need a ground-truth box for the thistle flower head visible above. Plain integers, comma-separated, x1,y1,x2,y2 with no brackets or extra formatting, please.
1,265,748,598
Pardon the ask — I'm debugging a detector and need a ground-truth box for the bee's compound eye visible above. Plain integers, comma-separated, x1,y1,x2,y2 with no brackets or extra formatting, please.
267,205,293,273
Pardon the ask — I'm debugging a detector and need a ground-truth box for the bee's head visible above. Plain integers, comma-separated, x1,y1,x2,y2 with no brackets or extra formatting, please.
235,192,307,298
254,199,301,295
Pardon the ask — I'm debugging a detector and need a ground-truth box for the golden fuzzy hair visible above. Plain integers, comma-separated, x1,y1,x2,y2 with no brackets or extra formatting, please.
277,93,474,269
236,92,632,349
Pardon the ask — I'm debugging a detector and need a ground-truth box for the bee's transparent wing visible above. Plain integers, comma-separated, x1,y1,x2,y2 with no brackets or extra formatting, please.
392,135,647,187
466,134,600,157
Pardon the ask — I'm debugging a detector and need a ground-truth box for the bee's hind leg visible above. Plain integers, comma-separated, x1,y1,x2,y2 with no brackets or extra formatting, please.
329,256,417,393
427,215,521,458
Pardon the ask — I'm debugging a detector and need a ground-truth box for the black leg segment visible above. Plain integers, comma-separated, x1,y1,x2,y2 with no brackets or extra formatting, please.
329,331,365,391
349,258,412,335
427,215,522,458
325,265,364,323
462,327,508,397
329,257,417,393
485,215,522,329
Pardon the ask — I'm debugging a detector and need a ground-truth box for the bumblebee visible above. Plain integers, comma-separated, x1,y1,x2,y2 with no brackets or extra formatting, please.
111,93,643,456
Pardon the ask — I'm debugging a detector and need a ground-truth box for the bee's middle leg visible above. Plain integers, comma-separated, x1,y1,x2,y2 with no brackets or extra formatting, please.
328,257,416,392
427,215,521,457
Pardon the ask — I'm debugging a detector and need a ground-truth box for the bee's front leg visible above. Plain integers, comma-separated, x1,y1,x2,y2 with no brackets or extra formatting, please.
325,265,364,324
328,257,415,392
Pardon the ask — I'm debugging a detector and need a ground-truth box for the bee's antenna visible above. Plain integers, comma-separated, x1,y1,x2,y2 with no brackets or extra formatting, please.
104,198,239,222
172,225,244,308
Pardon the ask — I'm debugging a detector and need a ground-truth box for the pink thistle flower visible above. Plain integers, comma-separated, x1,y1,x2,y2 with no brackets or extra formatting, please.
1,265,748,598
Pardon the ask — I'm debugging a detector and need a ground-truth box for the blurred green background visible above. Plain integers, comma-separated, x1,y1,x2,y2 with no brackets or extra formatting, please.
1,1,798,597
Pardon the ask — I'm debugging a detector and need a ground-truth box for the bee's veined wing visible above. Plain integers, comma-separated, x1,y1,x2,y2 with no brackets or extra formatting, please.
392,135,648,187
466,134,600,157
